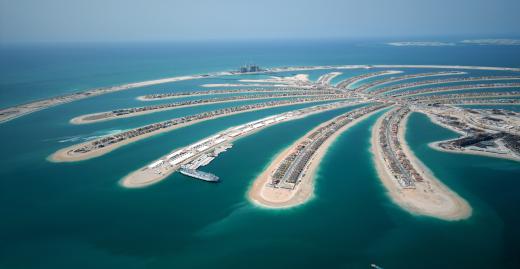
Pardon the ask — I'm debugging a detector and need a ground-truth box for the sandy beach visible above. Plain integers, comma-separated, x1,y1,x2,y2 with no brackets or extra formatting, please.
398,83,520,97
70,94,331,124
120,101,366,188
50,98,353,163
371,109,472,221
248,107,384,209
382,76,520,96
136,89,290,101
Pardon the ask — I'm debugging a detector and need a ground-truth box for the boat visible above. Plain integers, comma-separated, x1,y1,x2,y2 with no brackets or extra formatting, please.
179,167,220,182
370,264,384,269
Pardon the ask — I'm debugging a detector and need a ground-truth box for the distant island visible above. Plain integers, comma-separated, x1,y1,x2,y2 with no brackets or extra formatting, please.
387,41,456,47
460,39,520,45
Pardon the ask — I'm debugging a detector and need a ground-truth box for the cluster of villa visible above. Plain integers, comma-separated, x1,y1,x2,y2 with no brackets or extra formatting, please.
378,107,421,189
140,88,341,101
121,99,364,187
391,82,520,97
425,107,520,160
67,96,351,156
354,71,465,93
336,70,401,89
407,91,520,103
430,98,520,105
372,75,520,95
268,103,387,190
80,92,345,122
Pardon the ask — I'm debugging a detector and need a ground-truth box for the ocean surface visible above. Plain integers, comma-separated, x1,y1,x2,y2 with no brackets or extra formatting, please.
1,40,520,269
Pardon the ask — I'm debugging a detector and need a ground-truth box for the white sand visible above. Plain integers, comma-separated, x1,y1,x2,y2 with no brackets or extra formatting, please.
248,108,383,209
371,109,472,221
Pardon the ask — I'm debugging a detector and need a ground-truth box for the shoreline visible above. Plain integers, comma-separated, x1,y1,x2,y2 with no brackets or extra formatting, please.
395,83,520,97
70,94,332,125
50,98,352,163
120,101,366,188
379,76,520,96
371,109,472,221
248,107,383,209
2,64,519,124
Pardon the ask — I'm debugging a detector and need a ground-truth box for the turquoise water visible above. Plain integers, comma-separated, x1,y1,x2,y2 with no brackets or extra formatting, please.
1,41,520,268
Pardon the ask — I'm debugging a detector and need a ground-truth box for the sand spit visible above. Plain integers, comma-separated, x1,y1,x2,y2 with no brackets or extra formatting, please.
371,109,472,221
248,107,384,209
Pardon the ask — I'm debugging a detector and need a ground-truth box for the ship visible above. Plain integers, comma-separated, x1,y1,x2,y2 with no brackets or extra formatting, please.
179,167,220,183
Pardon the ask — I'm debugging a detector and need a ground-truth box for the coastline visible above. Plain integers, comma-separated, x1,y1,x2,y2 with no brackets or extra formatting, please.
248,107,383,209
371,110,472,221
70,95,326,125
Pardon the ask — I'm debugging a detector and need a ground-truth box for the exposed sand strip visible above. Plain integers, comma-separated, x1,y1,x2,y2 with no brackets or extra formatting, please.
71,93,335,124
201,83,315,88
50,97,352,163
371,109,471,221
248,105,386,209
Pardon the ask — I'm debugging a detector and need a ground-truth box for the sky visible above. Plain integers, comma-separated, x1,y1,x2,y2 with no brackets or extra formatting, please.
1,0,520,43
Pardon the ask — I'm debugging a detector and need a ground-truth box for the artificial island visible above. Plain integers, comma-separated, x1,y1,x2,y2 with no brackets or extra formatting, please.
3,64,520,221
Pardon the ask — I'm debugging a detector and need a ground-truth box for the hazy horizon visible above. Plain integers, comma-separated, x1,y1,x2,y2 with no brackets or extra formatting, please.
1,0,520,44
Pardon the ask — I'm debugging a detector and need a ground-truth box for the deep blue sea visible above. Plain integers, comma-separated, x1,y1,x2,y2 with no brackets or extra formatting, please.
0,40,519,269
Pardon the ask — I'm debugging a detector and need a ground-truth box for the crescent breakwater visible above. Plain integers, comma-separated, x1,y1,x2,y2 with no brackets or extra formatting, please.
50,95,353,163
371,107,472,220
71,92,342,124
121,100,369,188
2,64,520,124
248,103,388,208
